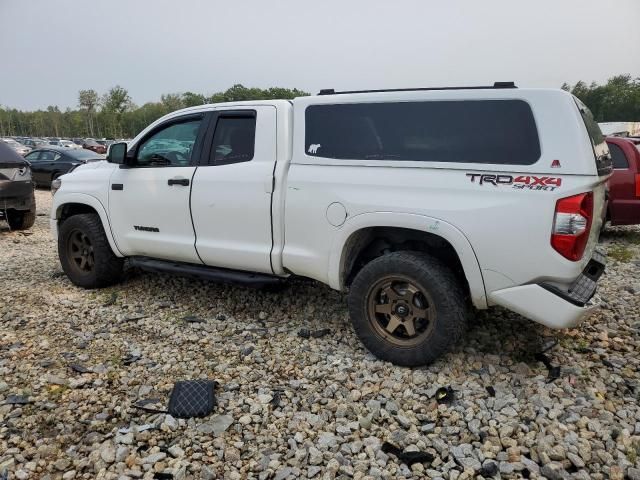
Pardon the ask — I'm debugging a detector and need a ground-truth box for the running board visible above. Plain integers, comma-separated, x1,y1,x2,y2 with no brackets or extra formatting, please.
128,257,284,288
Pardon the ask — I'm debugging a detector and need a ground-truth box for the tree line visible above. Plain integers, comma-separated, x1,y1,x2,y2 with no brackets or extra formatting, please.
561,74,640,123
1,75,638,139
0,84,309,139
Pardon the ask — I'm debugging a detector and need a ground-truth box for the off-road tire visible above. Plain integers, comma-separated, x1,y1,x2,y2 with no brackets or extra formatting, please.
58,213,124,288
348,251,469,367
6,197,36,230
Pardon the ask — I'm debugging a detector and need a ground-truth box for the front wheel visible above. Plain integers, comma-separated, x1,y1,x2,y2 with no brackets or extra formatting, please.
58,213,124,288
348,251,469,367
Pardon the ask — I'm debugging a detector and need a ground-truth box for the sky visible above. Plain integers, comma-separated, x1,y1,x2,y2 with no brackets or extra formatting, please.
1,0,639,111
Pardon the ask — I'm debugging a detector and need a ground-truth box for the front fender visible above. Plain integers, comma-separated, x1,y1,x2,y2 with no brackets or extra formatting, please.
51,192,123,257
327,212,487,309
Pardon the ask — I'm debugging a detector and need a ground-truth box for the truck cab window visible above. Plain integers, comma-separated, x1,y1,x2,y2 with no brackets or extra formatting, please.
208,116,256,166
136,119,202,167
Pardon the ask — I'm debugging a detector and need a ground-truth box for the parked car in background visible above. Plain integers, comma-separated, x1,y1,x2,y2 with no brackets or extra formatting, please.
1,138,31,156
24,146,105,187
58,139,82,149
22,138,48,149
605,136,640,226
83,138,107,154
0,141,35,230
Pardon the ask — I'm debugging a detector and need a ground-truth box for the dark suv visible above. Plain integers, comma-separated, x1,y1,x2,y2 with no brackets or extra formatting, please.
0,142,36,230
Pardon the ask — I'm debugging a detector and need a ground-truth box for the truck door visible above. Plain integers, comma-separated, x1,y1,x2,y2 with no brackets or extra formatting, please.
608,141,636,224
108,114,209,263
190,106,277,273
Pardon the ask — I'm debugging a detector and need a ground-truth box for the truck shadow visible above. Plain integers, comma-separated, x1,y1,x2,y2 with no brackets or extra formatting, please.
121,267,553,368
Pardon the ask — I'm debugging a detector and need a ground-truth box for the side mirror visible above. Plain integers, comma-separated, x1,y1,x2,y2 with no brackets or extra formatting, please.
107,142,128,164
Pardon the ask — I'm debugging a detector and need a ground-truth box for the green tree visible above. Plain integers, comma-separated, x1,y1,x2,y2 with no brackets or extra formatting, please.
564,74,640,121
182,92,207,107
78,89,99,136
0,84,310,138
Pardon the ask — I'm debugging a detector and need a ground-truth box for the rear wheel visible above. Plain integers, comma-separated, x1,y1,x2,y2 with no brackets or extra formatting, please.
348,251,469,366
58,213,124,288
5,192,36,230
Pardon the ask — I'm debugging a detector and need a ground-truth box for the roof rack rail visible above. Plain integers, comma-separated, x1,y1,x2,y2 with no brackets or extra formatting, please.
318,82,516,95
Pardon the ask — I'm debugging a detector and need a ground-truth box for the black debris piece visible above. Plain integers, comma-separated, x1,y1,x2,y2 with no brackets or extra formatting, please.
240,345,255,356
122,354,141,365
271,388,284,408
183,315,205,323
40,359,55,368
381,441,435,466
50,271,65,279
4,394,31,405
311,328,331,338
534,353,561,383
298,328,331,339
602,358,615,368
69,364,91,374
298,328,311,339
480,461,499,477
216,313,227,321
485,386,496,397
133,380,219,419
434,386,454,404
123,314,148,322
60,352,76,360
153,473,173,479
168,380,218,418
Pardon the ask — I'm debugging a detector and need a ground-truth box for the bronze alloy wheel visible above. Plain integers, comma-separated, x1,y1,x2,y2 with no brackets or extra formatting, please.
366,274,436,348
66,228,95,274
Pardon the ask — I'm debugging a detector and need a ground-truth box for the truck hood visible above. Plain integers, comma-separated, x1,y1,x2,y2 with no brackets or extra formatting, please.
69,159,114,173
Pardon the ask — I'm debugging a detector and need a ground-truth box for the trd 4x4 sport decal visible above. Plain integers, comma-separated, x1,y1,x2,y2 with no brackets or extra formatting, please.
466,173,562,191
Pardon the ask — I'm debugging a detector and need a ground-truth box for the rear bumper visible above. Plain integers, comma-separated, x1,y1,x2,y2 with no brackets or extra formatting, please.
0,180,34,210
488,251,606,329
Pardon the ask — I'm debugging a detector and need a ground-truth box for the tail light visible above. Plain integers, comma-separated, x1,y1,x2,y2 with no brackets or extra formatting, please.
551,192,593,261
636,174,640,197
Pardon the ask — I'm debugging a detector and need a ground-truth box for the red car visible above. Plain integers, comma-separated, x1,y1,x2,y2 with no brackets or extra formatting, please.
605,136,640,226
83,139,107,155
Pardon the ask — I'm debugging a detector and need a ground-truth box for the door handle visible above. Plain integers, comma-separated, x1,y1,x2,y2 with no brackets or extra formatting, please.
112,183,123,191
168,178,190,186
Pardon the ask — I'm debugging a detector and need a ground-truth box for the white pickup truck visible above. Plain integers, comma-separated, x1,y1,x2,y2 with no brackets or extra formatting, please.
51,83,611,366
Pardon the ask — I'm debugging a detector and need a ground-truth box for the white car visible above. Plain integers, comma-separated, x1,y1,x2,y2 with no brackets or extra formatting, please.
50,83,611,366
58,140,82,149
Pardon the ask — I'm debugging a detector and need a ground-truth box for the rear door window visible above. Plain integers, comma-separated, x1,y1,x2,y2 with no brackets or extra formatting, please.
608,143,629,169
207,115,256,166
305,100,541,165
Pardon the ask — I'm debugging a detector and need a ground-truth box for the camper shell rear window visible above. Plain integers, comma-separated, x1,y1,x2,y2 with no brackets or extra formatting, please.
305,99,541,165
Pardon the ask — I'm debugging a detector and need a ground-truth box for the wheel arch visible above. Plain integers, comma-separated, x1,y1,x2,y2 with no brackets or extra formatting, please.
328,212,487,309
52,193,123,257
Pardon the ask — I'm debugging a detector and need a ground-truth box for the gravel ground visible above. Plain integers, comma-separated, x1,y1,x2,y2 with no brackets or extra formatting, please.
1,189,639,480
